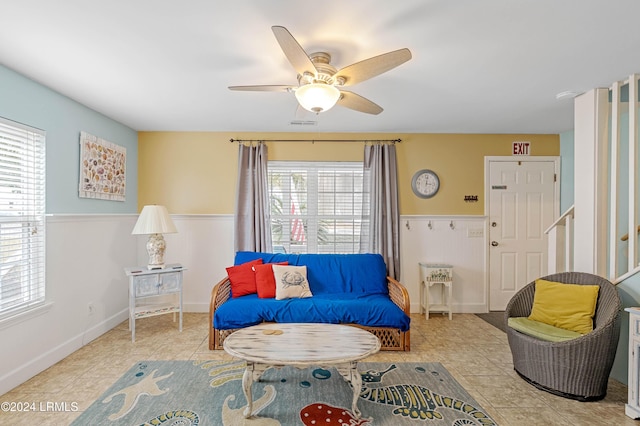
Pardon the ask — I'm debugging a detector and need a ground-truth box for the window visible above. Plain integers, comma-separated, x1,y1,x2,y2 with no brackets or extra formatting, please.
0,117,45,320
268,161,367,254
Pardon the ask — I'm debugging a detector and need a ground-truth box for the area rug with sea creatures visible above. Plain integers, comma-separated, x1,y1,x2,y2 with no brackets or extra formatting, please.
72,360,496,425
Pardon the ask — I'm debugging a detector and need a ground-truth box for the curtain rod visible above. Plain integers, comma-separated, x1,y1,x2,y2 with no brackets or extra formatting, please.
229,138,401,144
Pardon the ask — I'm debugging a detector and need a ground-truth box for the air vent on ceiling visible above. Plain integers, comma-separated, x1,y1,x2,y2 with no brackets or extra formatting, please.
289,120,318,126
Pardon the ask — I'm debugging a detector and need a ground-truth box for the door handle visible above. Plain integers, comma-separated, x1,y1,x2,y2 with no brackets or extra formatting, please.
491,241,499,247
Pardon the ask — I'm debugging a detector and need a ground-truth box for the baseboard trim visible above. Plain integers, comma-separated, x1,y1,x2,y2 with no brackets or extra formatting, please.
184,303,209,313
410,302,488,314
0,309,127,395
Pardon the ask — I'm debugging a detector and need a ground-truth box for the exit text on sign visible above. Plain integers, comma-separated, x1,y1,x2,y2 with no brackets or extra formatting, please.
512,141,530,156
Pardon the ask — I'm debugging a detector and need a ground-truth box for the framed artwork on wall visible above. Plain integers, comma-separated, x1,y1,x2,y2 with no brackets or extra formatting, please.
79,131,126,201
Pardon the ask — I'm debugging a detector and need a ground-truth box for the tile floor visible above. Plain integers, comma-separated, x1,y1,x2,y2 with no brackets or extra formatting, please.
0,312,635,425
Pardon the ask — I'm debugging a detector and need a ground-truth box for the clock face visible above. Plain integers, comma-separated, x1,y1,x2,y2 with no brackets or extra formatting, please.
412,169,440,198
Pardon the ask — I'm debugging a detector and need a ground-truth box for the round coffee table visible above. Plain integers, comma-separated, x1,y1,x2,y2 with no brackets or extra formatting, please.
223,323,381,419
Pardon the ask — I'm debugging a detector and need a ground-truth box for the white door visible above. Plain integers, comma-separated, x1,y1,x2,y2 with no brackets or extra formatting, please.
488,159,557,310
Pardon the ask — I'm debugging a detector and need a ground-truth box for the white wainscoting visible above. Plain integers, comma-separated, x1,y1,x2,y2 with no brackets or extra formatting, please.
0,214,138,395
1,213,487,394
1,214,235,395
400,216,488,314
159,214,488,315
154,215,236,313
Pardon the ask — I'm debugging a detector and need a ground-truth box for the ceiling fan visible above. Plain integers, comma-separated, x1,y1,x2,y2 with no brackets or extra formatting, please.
229,26,412,115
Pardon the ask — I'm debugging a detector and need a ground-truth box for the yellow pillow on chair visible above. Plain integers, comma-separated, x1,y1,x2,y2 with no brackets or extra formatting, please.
528,278,600,335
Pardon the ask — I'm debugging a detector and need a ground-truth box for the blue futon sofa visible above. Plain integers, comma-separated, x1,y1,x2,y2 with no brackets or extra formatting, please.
209,252,411,351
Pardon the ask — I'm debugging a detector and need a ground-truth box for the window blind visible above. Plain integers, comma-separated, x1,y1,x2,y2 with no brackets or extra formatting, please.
0,117,46,319
268,161,366,254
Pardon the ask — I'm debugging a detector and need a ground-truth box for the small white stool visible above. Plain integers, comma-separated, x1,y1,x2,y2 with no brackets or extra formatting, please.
419,263,453,320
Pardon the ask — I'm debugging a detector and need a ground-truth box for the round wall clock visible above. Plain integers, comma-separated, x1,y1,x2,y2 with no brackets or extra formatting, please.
411,169,440,198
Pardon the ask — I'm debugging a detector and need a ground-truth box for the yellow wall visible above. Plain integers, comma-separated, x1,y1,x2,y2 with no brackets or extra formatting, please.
138,131,559,215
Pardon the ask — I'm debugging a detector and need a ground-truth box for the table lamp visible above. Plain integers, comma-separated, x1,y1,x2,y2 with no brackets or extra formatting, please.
131,205,177,269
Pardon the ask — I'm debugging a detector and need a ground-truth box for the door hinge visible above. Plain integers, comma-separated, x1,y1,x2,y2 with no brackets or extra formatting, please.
554,173,557,182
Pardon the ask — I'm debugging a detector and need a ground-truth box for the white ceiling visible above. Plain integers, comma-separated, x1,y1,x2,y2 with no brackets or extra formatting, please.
2,1,640,134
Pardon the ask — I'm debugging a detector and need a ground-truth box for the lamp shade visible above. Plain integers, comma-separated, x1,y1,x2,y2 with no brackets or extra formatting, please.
132,205,177,235
295,83,340,113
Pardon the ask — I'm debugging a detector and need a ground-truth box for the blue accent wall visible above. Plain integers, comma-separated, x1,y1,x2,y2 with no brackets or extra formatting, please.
613,275,640,384
0,65,137,214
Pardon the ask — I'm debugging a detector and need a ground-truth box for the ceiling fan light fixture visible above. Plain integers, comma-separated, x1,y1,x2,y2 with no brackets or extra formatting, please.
295,83,340,113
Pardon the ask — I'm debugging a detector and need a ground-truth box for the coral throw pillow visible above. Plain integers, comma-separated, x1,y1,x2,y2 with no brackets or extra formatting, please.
254,262,288,298
528,278,600,335
272,265,313,300
226,259,263,298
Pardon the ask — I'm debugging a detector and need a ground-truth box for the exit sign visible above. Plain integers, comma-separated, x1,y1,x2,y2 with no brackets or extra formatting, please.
512,141,530,156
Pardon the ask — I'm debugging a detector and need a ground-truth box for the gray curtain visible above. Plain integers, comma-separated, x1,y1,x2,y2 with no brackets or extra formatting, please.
234,142,272,252
360,143,401,280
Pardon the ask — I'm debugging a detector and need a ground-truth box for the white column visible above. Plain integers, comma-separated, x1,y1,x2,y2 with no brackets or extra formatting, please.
573,88,609,274
609,81,621,279
629,75,638,271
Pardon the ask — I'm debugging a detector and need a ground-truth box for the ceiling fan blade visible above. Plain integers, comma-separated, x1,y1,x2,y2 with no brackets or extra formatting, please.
272,26,317,77
337,90,383,115
334,48,412,86
228,85,293,92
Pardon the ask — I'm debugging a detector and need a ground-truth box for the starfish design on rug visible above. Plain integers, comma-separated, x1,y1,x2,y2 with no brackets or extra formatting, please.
358,365,496,425
102,369,173,421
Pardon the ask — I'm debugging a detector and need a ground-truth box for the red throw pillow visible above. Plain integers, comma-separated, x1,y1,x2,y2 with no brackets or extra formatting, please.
254,262,288,298
226,259,263,298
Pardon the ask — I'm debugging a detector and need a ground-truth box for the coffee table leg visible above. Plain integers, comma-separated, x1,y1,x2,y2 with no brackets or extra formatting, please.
241,363,255,418
337,361,363,419
349,362,363,419
242,362,270,418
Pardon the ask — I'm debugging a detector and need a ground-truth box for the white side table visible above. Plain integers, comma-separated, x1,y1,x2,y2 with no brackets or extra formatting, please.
124,264,185,342
626,307,640,419
419,263,453,320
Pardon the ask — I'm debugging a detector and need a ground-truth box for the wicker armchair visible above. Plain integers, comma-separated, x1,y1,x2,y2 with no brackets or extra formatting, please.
504,272,621,401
